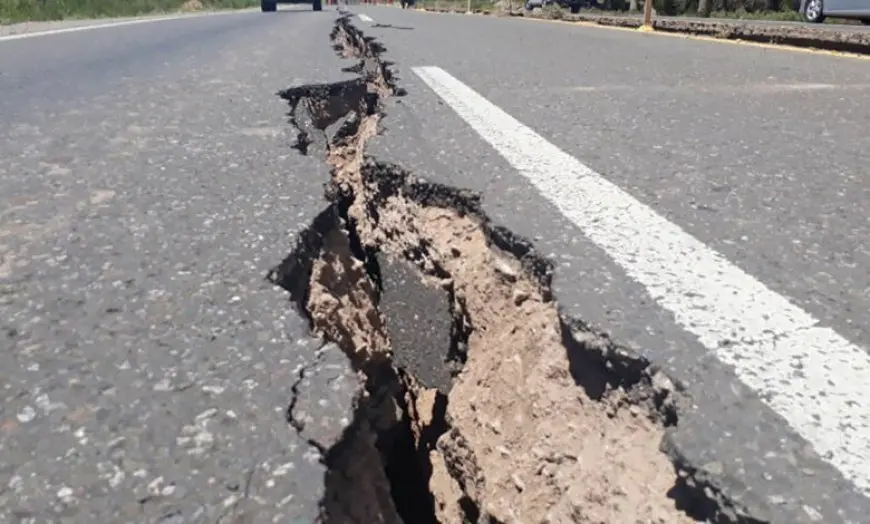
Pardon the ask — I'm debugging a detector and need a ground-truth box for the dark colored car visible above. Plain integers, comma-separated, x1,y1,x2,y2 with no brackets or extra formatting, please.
262,0,323,12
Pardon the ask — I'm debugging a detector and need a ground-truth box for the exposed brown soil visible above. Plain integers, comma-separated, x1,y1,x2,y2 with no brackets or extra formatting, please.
269,14,758,524
364,204,692,524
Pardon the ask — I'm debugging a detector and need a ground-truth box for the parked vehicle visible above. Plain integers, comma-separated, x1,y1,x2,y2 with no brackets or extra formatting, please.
801,0,870,24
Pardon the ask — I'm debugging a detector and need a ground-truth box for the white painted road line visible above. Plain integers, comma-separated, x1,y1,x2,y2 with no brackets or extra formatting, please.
412,65,870,496
358,13,375,23
0,10,250,43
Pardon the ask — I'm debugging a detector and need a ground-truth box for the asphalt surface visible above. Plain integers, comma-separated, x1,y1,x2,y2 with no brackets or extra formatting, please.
0,9,352,522
2,5,870,523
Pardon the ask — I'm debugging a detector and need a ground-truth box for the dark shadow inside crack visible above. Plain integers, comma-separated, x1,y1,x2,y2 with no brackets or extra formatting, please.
664,450,771,524
559,315,649,401
278,78,376,156
378,367,441,524
269,202,444,524
266,205,343,329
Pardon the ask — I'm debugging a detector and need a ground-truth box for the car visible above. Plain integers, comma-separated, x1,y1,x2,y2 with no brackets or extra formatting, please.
262,0,323,12
801,0,870,24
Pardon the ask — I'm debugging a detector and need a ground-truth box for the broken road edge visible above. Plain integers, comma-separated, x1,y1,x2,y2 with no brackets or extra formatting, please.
265,13,769,524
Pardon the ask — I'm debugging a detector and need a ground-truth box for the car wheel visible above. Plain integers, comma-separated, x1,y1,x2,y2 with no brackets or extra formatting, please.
261,0,276,11
313,0,322,10
802,0,825,23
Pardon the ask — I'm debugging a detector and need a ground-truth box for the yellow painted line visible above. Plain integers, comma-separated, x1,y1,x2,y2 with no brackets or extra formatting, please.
413,7,870,60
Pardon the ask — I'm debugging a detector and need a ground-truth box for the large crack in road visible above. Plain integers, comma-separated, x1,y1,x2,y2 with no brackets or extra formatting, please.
267,14,764,524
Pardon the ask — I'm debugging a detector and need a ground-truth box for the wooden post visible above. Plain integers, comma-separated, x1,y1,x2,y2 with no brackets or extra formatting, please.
642,0,653,29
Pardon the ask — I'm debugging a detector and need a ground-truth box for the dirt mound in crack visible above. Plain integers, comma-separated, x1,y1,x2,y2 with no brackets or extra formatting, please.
380,199,694,523
328,156,695,523
268,13,754,524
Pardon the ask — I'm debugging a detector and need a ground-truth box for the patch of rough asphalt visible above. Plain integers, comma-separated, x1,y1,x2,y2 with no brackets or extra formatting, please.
267,14,767,524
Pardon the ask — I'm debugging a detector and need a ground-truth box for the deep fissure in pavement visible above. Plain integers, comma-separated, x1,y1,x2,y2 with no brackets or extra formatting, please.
268,14,764,524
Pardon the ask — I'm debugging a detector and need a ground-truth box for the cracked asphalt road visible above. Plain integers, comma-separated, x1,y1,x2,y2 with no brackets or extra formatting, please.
0,9,356,522
3,5,870,523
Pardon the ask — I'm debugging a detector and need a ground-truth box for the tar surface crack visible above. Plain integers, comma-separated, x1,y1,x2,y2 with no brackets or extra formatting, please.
267,14,764,524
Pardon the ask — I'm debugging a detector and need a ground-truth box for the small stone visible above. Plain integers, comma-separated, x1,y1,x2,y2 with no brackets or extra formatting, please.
511,473,525,492
195,408,218,423
16,406,36,423
57,486,75,502
702,461,724,475
651,371,675,393
147,476,165,495
803,505,823,522
153,379,172,392
513,289,530,306
108,470,126,489
767,494,786,505
8,476,23,492
273,462,294,476
493,258,518,282
202,385,225,395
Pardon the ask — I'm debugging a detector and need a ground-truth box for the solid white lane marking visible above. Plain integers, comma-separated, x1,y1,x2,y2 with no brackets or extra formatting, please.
0,10,250,43
412,64,870,495
358,13,374,22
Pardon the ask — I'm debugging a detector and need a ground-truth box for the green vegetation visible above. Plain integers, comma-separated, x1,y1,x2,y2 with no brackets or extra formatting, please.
1,0,257,24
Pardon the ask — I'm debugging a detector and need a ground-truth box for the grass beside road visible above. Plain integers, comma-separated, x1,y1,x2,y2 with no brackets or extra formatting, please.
0,0,257,24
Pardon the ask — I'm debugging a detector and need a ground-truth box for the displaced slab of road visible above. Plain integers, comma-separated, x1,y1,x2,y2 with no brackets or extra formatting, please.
2,4,870,523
